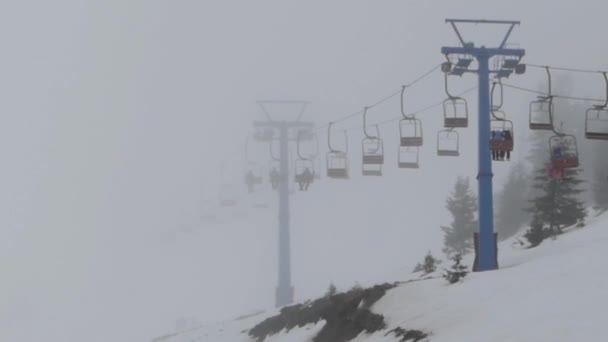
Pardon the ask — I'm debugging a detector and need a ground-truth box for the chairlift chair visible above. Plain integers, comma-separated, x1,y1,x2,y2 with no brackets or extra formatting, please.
361,108,384,176
585,106,608,140
437,129,460,157
399,118,423,147
530,67,555,130
361,137,384,176
294,158,315,190
529,98,554,130
326,123,349,179
549,135,579,169
442,71,469,128
293,131,319,190
443,97,469,128
398,146,420,169
326,152,349,179
585,72,608,140
399,85,424,147
490,118,514,153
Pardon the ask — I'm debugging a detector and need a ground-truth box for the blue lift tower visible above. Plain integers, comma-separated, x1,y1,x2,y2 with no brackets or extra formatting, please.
253,101,313,307
441,19,526,271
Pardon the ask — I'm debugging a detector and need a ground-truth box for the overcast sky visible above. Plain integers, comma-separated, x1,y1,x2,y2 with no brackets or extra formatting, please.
0,1,607,341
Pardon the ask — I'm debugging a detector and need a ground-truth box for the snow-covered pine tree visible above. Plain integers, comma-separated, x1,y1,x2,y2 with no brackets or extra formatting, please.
441,176,478,257
522,76,588,246
527,165,587,243
495,161,530,240
443,254,468,284
412,251,440,276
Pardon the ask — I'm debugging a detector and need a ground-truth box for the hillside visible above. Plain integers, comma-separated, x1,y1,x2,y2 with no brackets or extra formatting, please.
153,210,608,341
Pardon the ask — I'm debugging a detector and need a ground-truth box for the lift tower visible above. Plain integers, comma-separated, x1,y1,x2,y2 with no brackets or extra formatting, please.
441,19,525,271
253,101,313,307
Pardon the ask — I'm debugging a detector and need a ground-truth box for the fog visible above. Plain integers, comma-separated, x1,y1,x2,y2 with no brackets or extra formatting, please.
0,1,607,341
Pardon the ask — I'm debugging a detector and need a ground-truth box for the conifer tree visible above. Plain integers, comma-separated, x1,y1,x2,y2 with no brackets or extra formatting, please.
441,177,478,257
443,254,468,284
412,251,440,276
527,166,587,244
495,162,530,240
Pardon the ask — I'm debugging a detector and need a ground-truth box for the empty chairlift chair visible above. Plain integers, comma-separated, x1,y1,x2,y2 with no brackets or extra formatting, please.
586,106,608,140
399,86,424,147
326,122,349,179
437,129,460,157
585,72,608,140
529,97,554,130
361,108,384,176
530,67,555,130
398,146,420,169
326,151,349,179
400,118,423,147
442,70,469,128
398,86,422,169
443,97,469,128
361,132,384,176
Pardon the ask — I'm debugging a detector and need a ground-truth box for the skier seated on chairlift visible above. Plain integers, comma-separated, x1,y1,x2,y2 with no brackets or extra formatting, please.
490,130,505,161
269,168,280,190
245,170,256,193
552,146,563,160
296,167,313,191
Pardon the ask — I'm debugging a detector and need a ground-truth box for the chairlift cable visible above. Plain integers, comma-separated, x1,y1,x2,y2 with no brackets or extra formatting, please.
314,63,442,133
526,63,606,74
502,83,605,102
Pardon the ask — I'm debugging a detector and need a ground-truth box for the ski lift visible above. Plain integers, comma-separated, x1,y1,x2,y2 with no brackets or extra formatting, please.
293,130,315,191
268,140,285,190
399,86,423,147
490,118,514,154
585,72,608,140
398,146,420,169
529,98,554,130
244,137,264,193
549,134,579,169
400,118,424,146
326,122,349,179
361,107,384,176
437,129,460,157
529,67,554,130
443,72,469,128
489,81,514,156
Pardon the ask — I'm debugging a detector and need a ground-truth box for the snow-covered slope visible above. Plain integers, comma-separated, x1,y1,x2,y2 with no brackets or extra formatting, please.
154,211,608,342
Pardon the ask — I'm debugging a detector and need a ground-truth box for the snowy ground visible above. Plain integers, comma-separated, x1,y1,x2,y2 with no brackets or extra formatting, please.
153,210,608,341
